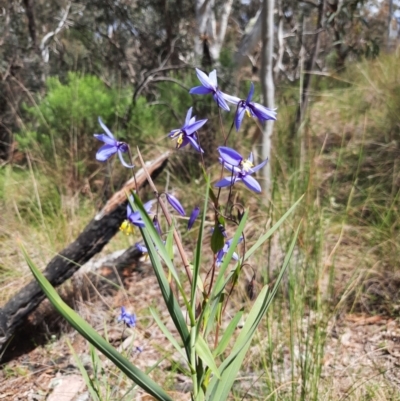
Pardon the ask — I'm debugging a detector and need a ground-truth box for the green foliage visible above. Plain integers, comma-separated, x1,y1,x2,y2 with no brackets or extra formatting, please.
18,73,127,160
0,165,61,224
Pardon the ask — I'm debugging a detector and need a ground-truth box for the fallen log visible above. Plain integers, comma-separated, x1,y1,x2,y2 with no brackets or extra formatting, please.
0,151,170,355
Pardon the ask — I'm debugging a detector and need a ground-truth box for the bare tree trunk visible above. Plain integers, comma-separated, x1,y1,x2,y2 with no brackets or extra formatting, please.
234,9,262,68
295,0,324,169
194,0,233,65
387,0,394,51
260,0,275,198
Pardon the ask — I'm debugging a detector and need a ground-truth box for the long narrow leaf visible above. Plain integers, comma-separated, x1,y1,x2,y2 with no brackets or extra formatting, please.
191,178,209,307
67,340,101,401
22,246,173,401
149,308,188,362
211,210,249,298
213,309,243,357
244,194,304,261
132,194,191,360
206,223,301,401
195,334,221,379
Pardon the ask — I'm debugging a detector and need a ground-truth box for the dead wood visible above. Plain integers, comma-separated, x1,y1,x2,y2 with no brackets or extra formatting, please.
0,151,170,356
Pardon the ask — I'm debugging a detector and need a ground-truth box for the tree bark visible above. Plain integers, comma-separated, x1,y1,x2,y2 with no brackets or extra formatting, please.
234,9,263,69
260,0,275,197
194,0,234,65
0,151,170,354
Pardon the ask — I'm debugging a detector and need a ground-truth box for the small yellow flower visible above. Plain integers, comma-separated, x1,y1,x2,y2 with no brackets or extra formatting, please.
120,220,135,235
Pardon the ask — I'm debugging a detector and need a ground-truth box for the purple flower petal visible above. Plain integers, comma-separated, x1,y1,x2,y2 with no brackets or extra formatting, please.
135,242,148,253
195,68,215,89
251,158,268,173
215,177,237,188
96,144,118,161
242,174,262,193
249,103,277,121
235,106,246,131
189,86,213,95
184,118,207,136
94,133,116,146
213,91,230,111
118,306,136,328
186,135,204,153
187,206,200,231
166,193,186,216
153,216,162,236
218,147,243,166
222,92,241,104
98,117,115,139
208,70,218,87
118,150,135,168
168,129,180,138
185,107,193,126
246,83,255,103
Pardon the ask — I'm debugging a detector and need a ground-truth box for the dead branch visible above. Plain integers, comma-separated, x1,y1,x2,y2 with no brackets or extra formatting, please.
0,151,170,355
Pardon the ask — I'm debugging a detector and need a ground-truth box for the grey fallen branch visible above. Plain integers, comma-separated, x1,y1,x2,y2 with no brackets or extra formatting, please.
0,151,170,355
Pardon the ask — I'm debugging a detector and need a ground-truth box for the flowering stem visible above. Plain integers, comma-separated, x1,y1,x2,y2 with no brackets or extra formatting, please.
224,119,235,145
127,146,140,199
195,131,206,171
136,147,193,285
218,107,227,144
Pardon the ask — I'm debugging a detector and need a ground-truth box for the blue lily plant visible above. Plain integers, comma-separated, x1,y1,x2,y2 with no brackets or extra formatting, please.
24,66,306,401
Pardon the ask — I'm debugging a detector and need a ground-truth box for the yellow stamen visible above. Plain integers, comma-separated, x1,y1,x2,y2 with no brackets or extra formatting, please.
241,159,254,172
120,220,135,235
246,109,252,118
176,133,184,148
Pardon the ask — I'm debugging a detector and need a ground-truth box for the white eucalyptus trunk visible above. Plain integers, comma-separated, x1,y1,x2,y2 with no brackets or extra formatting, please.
194,0,234,63
260,0,275,198
234,9,262,68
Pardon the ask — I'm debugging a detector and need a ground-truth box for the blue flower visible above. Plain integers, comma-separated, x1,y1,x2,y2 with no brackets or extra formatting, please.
118,307,137,328
189,69,230,111
166,193,186,216
94,118,134,168
187,206,200,231
135,242,148,254
120,198,155,235
168,107,206,153
214,147,268,193
216,236,243,267
223,83,277,131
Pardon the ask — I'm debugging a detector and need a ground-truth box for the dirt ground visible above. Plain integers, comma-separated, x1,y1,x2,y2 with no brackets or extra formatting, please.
1,255,400,401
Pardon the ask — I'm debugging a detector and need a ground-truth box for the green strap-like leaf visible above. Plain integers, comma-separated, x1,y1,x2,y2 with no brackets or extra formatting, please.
195,334,221,379
22,246,173,401
206,223,301,401
149,308,188,362
244,194,304,261
132,194,192,360
213,309,243,358
191,177,209,308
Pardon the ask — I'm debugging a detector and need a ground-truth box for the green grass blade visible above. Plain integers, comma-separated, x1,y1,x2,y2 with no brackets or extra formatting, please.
165,222,175,262
206,223,301,401
67,340,101,401
195,334,221,379
211,210,249,297
128,194,182,287
244,194,304,261
149,308,188,362
213,309,243,357
22,246,173,401
132,194,191,360
192,179,209,306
